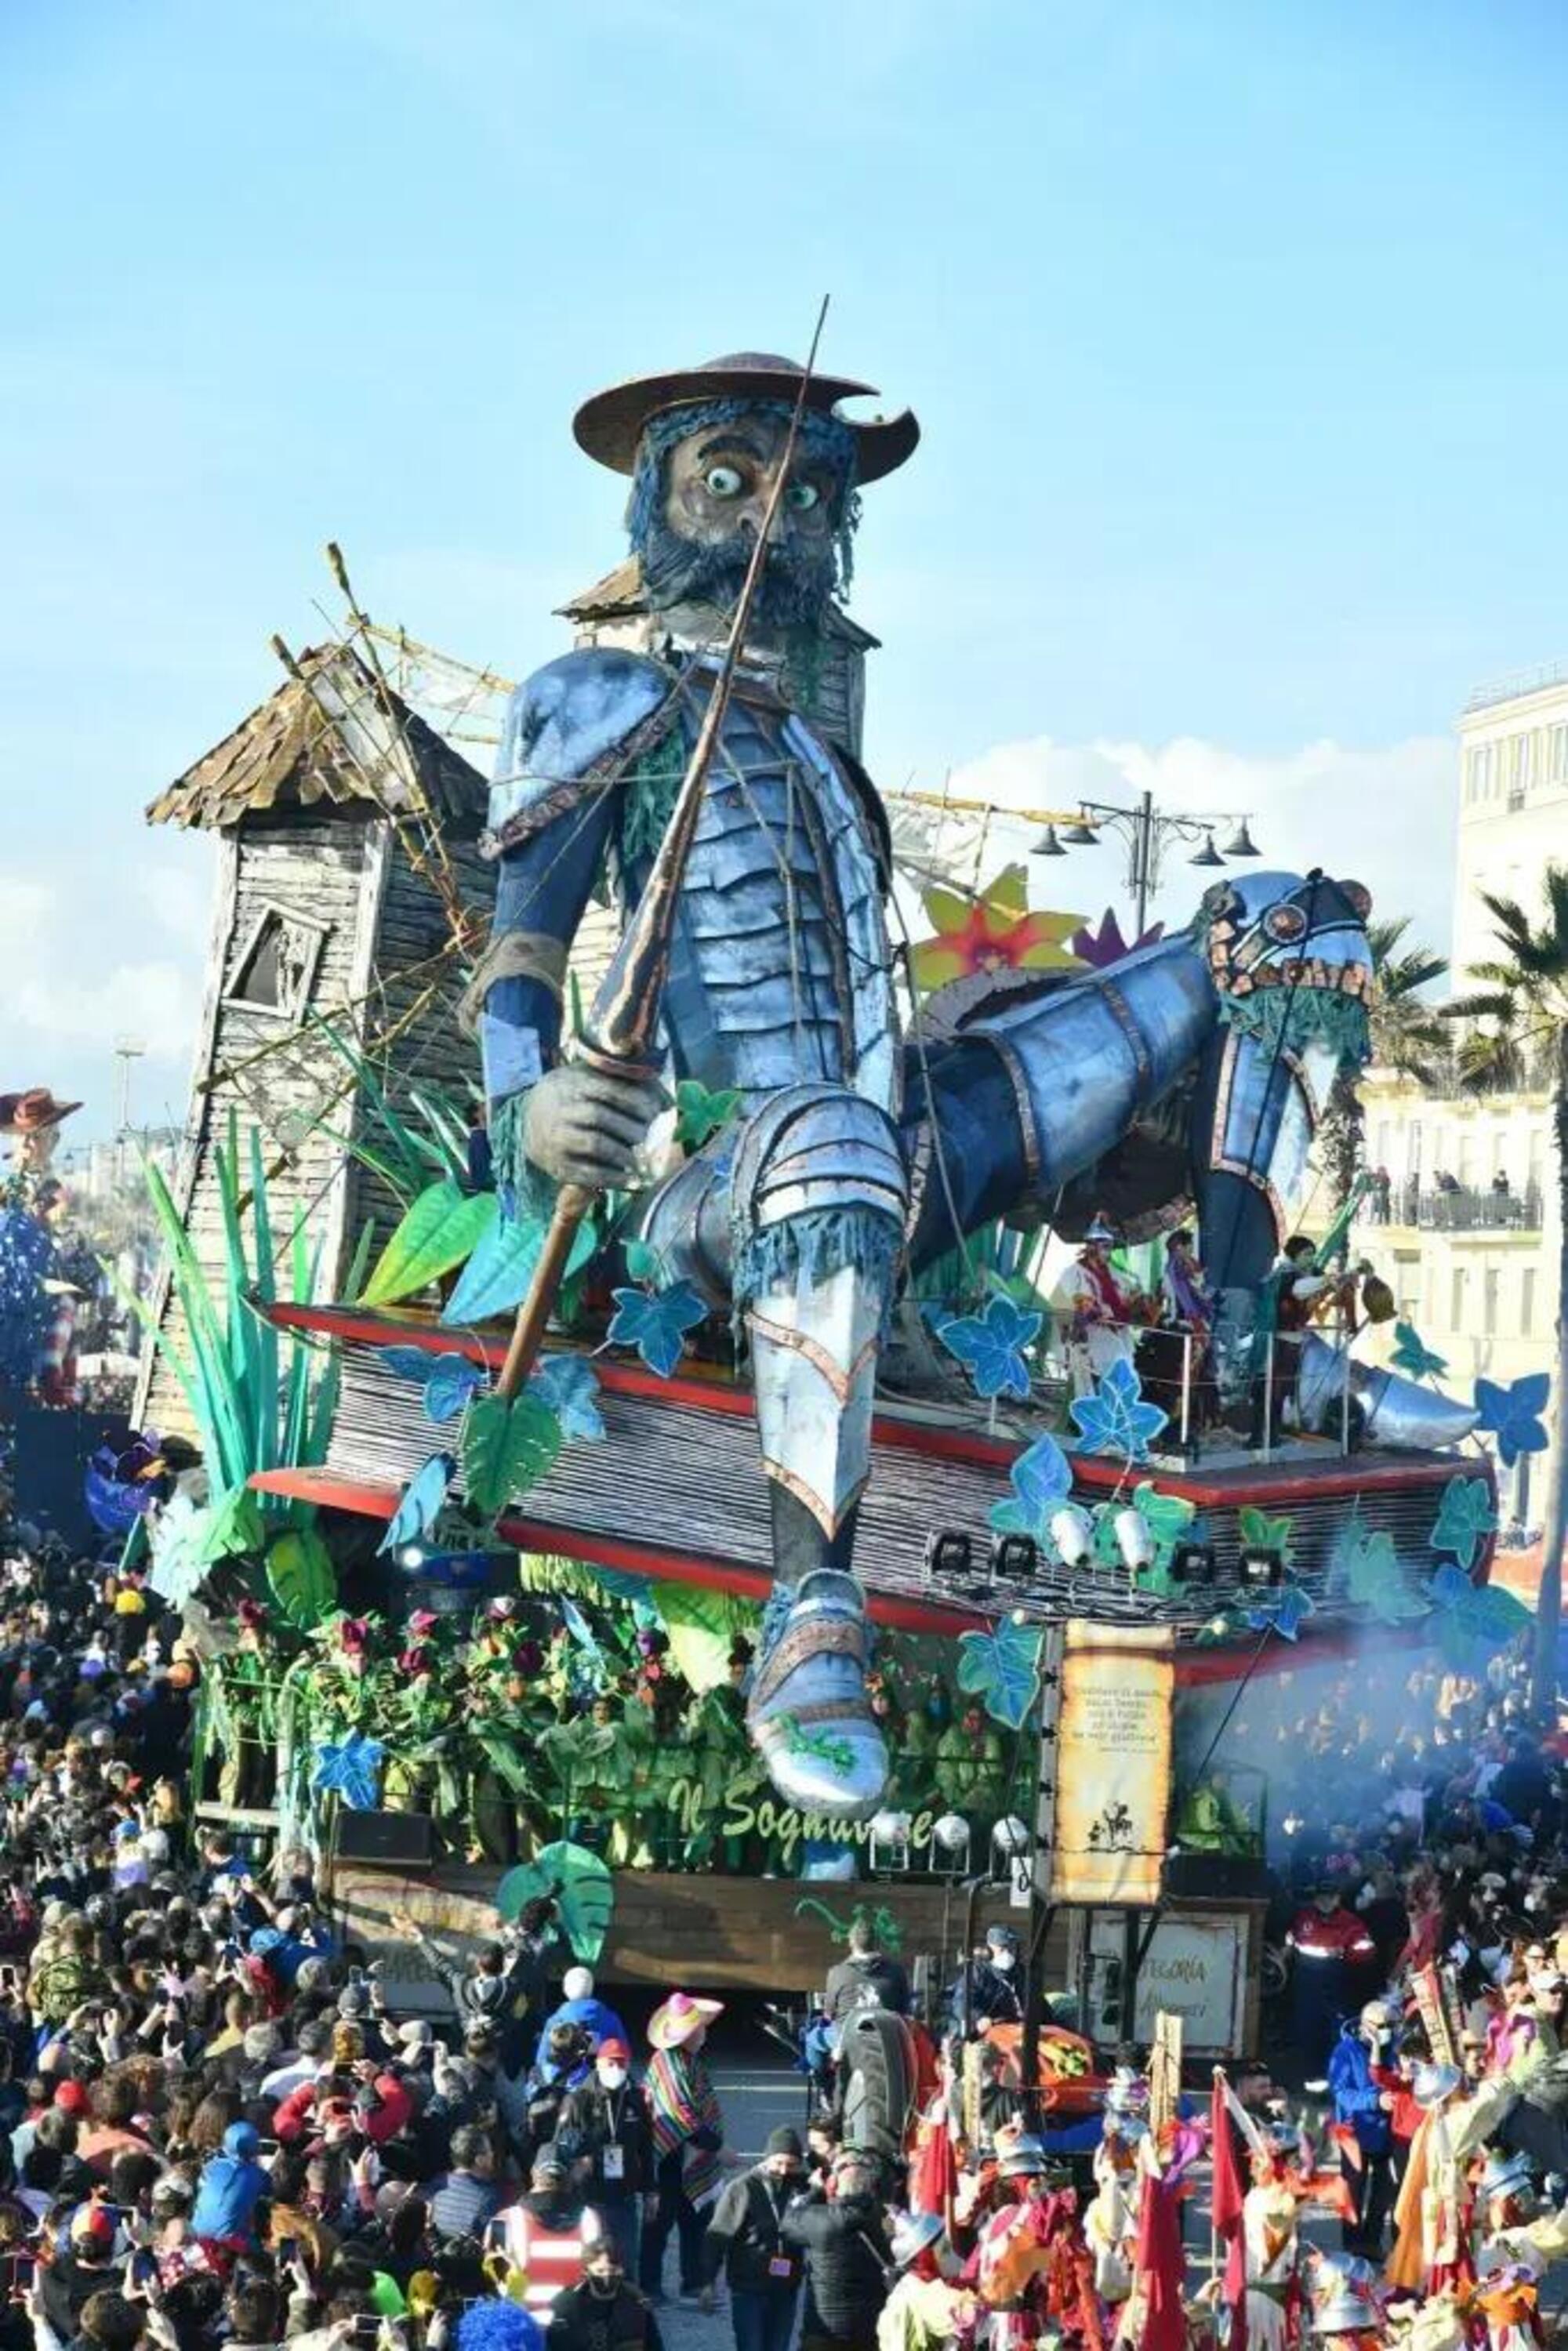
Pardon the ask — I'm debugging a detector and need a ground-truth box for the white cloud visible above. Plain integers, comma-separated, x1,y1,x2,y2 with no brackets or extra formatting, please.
942,730,1457,960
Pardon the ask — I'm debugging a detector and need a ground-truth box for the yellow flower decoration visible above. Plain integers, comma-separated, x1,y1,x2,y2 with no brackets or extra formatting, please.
909,863,1083,995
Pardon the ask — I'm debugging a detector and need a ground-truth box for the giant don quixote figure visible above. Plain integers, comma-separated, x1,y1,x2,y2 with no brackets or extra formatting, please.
472,347,1474,1821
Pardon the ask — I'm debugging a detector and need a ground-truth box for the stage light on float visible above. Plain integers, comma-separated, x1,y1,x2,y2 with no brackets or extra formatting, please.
870,1809,912,1875
990,1534,1039,1583
931,1812,972,1875
924,1529,975,1586
1171,1541,1217,1586
992,1816,1030,1860
1240,1545,1283,1587
1050,1505,1095,1568
397,1544,429,1571
1114,1509,1154,1574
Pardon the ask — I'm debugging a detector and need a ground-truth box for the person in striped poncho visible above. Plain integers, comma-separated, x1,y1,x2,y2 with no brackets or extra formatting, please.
638,1994,725,2302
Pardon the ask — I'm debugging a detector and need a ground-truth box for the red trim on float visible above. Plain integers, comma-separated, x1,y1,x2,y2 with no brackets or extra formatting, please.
248,1467,987,1638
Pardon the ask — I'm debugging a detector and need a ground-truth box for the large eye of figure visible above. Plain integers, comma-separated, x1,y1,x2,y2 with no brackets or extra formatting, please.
784,481,821,511
703,464,745,499
1264,903,1308,945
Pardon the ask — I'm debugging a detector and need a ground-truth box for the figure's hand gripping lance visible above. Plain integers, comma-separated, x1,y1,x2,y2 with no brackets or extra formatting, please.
494,300,832,1403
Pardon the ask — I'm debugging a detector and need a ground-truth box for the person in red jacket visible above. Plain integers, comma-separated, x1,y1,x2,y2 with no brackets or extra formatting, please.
1287,1877,1375,2078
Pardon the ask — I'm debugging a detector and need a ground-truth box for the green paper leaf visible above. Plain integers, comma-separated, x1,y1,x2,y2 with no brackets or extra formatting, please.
956,1617,1044,1728
495,1838,615,1961
674,1079,741,1151
1238,1504,1295,1572
442,1205,595,1326
267,1526,338,1631
1429,1476,1498,1574
198,1483,264,1564
623,1239,661,1284
1345,1525,1430,1625
359,1181,498,1308
461,1392,563,1520
1131,1482,1197,1573
648,1581,757,1691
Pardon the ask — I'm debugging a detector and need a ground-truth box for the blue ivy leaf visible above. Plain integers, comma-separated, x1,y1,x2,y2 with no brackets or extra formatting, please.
608,1280,709,1379
559,1595,607,1671
989,1435,1075,1540
311,1732,385,1812
1429,1476,1498,1574
931,1295,1042,1402
423,1355,487,1424
377,1450,456,1555
956,1618,1044,1729
1068,1356,1168,1464
1427,1562,1532,1671
529,1356,607,1443
1474,1373,1552,1468
376,1345,440,1384
1247,1582,1315,1642
1390,1320,1449,1380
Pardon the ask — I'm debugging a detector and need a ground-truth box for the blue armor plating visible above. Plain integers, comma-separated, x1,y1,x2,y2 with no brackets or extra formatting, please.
481,650,1478,1814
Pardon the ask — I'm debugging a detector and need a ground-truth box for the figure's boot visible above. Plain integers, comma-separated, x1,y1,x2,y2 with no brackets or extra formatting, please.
729,1087,909,1820
638,1085,908,1819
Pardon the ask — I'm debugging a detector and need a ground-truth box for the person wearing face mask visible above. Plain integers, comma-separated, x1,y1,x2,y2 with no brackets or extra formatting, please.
1328,2001,1398,2255
699,2127,807,2351
548,2234,663,2351
945,1927,1022,2037
557,2038,652,2273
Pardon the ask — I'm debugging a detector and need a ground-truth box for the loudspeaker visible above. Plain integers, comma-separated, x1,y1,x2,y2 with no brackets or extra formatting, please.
334,1810,437,1872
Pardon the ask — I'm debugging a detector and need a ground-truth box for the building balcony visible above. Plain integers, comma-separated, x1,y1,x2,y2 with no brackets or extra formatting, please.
1362,1182,1541,1235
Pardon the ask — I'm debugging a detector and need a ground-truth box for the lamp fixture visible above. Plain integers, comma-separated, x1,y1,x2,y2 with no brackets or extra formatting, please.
1189,829,1225,869
1032,824,1068,858
1222,820,1261,858
1240,1545,1283,1587
1061,818,1100,847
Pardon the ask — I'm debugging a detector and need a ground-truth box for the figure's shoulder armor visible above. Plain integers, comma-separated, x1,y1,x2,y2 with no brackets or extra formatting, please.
484,646,678,851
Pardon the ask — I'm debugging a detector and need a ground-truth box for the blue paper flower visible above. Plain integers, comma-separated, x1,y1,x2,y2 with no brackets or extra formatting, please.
377,1451,455,1555
1246,1582,1315,1642
1390,1321,1449,1380
1068,1357,1168,1463
1474,1373,1552,1468
608,1280,709,1379
529,1356,607,1442
311,1732,385,1812
1427,1562,1532,1671
1429,1476,1498,1574
931,1295,1042,1402
376,1345,437,1384
989,1435,1074,1540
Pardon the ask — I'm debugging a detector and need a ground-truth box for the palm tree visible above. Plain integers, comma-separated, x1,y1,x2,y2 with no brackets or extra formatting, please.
1447,863,1568,1713
1319,917,1449,1248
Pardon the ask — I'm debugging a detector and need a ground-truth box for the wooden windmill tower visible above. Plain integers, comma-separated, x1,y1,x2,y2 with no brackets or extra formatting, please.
135,645,495,1435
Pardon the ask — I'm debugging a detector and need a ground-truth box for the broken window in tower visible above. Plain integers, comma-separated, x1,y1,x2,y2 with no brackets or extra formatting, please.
224,902,330,1024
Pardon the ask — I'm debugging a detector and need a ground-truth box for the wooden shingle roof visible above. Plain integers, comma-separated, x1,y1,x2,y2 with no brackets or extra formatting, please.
147,645,489,834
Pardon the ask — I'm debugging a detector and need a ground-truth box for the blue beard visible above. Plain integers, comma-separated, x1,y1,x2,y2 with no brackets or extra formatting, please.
637,515,840,637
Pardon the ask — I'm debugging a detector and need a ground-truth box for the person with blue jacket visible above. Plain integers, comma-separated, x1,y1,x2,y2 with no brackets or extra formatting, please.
1327,2000,1397,2255
533,1968,630,2071
191,2119,270,2249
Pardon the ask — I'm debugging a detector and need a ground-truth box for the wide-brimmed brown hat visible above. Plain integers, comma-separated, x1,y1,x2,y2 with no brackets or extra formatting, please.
573,350,919,483
0,1088,82,1134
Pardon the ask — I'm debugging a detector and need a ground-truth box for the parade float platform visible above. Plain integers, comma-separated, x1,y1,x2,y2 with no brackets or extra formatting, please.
249,1300,1496,1667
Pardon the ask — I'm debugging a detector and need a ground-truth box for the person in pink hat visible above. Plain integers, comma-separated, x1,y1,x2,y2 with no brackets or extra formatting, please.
638,1993,724,2302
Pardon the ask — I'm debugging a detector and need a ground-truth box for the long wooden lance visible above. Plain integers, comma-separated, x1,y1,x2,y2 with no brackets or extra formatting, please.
494,298,831,1403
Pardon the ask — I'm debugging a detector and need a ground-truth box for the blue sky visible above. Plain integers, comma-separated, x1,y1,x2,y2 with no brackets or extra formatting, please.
3,0,1565,1138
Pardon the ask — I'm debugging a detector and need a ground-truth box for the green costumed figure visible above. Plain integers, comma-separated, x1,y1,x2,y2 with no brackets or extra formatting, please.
691,1639,760,1870
935,1703,1005,1838
1172,1769,1257,1856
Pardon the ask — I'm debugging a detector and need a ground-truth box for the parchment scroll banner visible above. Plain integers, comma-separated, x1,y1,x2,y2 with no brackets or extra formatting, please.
1044,1620,1174,1908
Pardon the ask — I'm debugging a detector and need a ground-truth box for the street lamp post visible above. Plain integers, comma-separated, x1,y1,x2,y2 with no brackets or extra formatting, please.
1057,794,1260,934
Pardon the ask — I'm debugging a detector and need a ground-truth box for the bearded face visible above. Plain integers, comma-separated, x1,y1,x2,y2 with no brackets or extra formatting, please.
628,401,857,635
